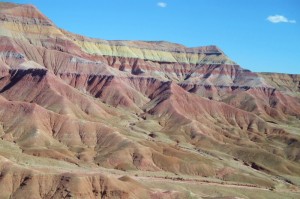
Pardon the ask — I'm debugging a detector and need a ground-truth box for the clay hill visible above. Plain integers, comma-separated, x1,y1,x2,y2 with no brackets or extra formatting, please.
0,2,299,199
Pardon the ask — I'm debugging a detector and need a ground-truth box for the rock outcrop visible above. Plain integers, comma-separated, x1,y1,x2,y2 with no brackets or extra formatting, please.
0,2,300,198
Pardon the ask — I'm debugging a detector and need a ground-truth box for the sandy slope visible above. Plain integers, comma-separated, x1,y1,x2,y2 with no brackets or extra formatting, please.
0,2,300,198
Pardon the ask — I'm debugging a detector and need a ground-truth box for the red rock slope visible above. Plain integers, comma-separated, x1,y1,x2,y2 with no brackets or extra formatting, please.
0,2,300,198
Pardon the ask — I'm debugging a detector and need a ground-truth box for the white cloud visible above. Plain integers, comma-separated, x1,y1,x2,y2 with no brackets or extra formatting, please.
157,2,167,8
267,15,296,24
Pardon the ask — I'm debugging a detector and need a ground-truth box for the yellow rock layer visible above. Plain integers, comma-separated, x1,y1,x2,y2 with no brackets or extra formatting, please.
0,20,235,65
73,40,234,64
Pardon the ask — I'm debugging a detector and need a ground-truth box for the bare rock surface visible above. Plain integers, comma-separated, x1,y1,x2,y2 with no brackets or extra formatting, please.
0,2,300,198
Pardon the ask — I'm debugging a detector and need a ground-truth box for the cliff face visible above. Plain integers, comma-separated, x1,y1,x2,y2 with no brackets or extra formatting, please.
0,2,300,198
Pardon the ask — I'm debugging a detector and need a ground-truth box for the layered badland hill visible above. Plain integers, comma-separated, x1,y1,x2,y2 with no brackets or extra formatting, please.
0,2,300,199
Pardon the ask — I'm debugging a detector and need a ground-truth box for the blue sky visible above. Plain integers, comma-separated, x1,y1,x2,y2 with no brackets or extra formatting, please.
3,0,300,74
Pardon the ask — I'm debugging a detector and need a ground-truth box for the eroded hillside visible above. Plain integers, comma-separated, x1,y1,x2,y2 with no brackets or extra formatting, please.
0,2,300,199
